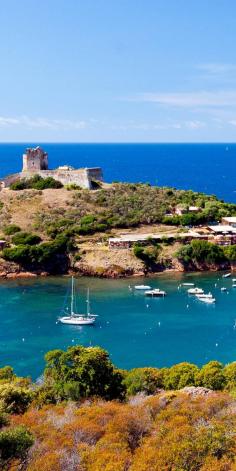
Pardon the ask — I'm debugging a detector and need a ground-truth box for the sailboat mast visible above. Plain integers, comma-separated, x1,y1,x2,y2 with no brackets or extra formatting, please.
71,276,74,316
87,288,90,316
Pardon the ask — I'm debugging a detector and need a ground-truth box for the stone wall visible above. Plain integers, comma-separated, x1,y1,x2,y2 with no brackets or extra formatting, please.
1,173,21,189
19,167,103,189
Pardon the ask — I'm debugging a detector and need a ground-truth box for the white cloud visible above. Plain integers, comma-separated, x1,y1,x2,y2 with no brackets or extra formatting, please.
185,120,206,129
0,117,20,126
128,90,236,108
229,120,236,127
0,115,87,130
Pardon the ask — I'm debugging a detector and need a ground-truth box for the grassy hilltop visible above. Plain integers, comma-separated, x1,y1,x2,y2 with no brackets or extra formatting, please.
0,180,236,276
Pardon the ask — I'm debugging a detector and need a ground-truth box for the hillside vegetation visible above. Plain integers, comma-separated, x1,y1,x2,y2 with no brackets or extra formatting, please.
1,345,236,469
0,182,236,276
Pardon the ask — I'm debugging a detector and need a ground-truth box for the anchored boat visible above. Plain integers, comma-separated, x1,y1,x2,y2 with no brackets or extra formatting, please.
145,288,166,297
198,297,216,304
58,277,97,325
187,287,204,294
134,285,151,290
195,292,213,299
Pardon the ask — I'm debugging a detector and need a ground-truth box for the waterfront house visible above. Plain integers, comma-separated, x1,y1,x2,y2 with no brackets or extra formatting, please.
221,216,236,227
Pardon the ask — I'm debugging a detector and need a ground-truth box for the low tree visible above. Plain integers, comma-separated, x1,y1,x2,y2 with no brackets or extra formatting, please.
163,362,199,390
223,361,236,390
44,345,125,401
124,367,164,396
196,361,226,390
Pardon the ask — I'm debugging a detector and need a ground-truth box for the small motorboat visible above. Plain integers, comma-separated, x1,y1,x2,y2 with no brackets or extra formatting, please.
187,287,204,294
134,285,151,290
182,283,195,286
233,284,236,288
221,287,227,291
232,279,236,282
145,288,166,297
195,292,213,299
199,297,216,304
222,273,231,278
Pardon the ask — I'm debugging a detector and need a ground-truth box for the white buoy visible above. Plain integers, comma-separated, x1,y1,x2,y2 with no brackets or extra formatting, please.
22,338,25,342
158,321,161,326
215,343,218,347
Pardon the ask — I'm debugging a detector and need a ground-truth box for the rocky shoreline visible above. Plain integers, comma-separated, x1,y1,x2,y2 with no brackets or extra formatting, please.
0,256,234,280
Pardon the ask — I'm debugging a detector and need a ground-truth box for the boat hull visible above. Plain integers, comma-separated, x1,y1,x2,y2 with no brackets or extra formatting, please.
59,316,95,325
135,285,151,290
145,291,166,297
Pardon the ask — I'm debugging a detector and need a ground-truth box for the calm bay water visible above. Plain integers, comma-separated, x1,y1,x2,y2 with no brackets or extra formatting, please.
1,273,236,379
0,143,236,201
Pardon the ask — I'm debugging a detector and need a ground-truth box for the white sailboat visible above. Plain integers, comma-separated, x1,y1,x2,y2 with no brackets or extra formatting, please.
59,277,97,325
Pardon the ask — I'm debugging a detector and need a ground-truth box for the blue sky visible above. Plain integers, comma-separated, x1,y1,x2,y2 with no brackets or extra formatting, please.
0,0,236,142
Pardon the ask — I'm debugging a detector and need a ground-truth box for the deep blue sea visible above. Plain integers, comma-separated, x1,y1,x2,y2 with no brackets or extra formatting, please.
1,273,236,379
0,143,236,202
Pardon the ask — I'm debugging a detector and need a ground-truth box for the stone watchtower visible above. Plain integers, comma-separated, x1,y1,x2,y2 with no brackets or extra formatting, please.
22,146,48,172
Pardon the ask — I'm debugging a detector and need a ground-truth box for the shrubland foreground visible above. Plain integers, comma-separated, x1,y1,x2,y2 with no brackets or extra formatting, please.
1,345,236,469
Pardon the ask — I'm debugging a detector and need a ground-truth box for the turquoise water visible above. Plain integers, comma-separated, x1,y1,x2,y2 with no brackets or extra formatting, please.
1,273,236,379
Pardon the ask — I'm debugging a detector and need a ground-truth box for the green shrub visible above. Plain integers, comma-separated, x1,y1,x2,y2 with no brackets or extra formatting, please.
10,174,63,191
0,385,33,414
29,175,63,190
3,225,21,236
223,362,236,390
133,244,160,265
163,362,199,390
65,183,82,190
0,426,34,461
2,245,31,264
176,240,226,265
12,232,41,246
10,180,26,190
34,385,57,407
196,361,226,390
2,233,72,267
44,345,125,401
0,366,15,382
223,245,236,261
124,367,164,396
